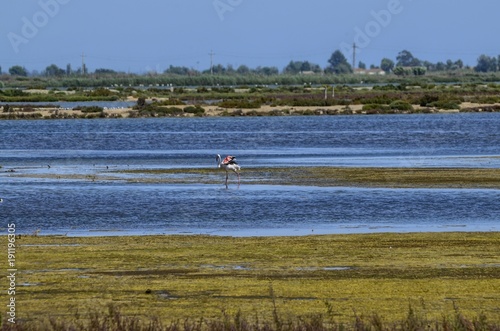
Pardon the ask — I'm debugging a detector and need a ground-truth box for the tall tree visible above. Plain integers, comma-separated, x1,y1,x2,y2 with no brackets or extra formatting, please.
95,68,117,75
475,55,497,72
396,50,421,67
254,66,279,75
226,64,236,74
327,50,352,74
236,65,250,75
284,61,322,74
9,65,28,76
44,64,65,77
284,61,301,74
380,58,394,73
165,65,190,75
434,62,446,71
211,64,226,74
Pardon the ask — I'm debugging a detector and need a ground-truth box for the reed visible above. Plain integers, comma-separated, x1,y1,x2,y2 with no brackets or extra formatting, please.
2,299,499,330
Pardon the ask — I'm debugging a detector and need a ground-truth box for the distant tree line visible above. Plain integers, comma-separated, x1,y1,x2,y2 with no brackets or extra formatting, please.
2,50,500,78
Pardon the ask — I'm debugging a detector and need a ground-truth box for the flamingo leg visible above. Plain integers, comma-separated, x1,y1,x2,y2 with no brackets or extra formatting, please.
225,171,229,188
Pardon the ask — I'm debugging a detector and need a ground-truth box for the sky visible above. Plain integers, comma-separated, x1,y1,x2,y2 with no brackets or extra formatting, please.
1,0,499,74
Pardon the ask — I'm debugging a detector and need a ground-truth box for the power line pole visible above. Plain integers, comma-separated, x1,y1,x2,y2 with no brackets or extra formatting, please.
209,50,215,75
352,43,358,71
81,51,86,75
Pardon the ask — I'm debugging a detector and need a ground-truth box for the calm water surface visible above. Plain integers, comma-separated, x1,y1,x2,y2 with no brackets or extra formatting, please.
1,113,499,236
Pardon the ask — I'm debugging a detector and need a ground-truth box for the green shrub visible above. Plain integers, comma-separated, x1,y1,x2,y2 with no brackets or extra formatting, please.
218,99,261,109
89,88,116,97
390,100,413,111
362,104,390,111
184,105,205,115
211,87,235,93
76,106,104,113
429,100,461,110
157,98,185,106
419,94,440,107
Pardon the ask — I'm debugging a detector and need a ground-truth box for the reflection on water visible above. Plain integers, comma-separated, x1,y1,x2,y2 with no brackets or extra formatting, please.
1,113,499,236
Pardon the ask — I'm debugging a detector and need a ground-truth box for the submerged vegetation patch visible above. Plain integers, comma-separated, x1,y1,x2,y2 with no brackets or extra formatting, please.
111,167,500,189
11,166,500,189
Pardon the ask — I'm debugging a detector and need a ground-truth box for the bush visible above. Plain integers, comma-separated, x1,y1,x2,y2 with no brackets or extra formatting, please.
419,94,440,107
157,98,185,106
218,99,262,109
184,105,205,115
89,88,116,97
429,100,461,110
211,87,235,93
390,100,413,111
75,106,104,113
136,97,146,109
362,104,390,112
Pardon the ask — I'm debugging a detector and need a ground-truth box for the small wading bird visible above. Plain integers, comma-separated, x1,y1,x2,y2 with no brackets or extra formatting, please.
216,154,240,188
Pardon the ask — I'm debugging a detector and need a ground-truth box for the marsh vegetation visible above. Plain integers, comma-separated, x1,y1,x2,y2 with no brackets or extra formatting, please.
4,232,500,330
1,81,500,119
107,167,500,189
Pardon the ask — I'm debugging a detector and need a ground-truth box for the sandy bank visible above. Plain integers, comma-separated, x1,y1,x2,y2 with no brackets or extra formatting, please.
3,100,500,119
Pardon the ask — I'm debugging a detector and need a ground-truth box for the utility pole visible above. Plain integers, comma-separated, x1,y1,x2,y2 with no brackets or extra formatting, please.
81,51,86,75
352,43,358,71
209,50,215,75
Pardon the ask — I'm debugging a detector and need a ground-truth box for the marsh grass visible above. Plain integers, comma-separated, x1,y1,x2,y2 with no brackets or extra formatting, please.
7,233,500,329
2,297,499,331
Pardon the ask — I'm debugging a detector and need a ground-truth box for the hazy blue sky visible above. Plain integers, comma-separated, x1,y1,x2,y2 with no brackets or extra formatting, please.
2,0,499,73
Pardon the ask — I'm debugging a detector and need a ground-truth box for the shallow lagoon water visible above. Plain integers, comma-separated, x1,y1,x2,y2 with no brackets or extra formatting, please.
1,113,500,236
2,181,499,236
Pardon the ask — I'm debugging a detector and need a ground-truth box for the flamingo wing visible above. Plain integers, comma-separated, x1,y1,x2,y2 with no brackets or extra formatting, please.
222,155,238,165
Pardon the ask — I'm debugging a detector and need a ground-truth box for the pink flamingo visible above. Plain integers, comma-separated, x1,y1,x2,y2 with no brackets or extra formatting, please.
216,154,240,187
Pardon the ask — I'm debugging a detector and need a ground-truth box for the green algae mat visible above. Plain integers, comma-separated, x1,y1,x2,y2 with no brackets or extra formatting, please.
7,232,500,324
13,167,500,189
114,167,500,188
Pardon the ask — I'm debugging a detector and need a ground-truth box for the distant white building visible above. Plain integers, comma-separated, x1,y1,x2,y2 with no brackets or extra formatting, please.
354,68,386,75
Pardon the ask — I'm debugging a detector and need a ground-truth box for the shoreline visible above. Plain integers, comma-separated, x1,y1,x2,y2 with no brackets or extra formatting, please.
1,101,500,119
18,226,500,238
